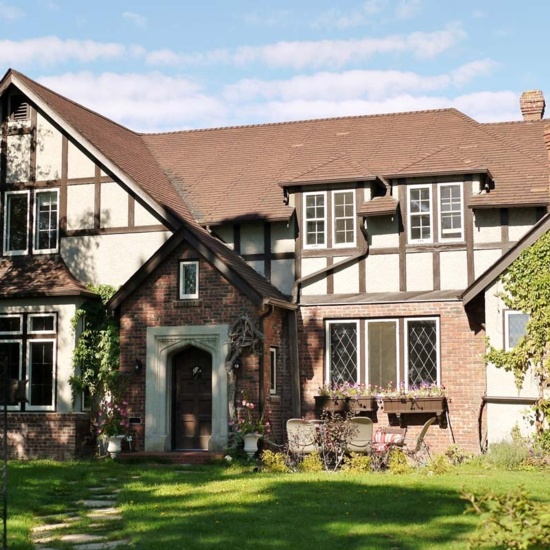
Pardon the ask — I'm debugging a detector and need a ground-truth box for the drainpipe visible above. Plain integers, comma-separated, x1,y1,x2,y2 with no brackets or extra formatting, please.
258,304,274,416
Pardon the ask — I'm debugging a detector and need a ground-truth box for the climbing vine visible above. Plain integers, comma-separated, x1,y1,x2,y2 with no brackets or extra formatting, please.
485,231,550,434
70,284,120,405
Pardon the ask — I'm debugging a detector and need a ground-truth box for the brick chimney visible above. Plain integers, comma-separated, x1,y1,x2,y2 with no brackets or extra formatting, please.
520,90,545,121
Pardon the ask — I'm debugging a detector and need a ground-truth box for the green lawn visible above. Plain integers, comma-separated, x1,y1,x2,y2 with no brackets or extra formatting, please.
6,460,550,549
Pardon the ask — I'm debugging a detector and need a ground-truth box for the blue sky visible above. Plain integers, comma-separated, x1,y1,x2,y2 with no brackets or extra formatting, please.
1,0,548,132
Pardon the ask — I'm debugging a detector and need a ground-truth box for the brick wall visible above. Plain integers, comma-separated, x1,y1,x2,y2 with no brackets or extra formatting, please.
119,239,292,450
5,413,93,460
297,300,486,453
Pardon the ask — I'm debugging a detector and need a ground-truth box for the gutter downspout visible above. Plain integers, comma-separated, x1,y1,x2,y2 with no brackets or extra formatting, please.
258,305,274,416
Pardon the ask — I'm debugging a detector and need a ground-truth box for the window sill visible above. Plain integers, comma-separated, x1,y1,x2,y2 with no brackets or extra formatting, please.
174,299,202,308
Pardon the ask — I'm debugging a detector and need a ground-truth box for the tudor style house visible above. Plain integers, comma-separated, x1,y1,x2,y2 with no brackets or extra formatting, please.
0,68,548,460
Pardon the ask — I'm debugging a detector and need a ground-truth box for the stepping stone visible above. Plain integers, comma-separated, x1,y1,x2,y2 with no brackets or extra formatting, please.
81,499,117,508
87,507,120,517
32,521,76,533
32,535,56,544
87,511,123,521
74,540,130,549
61,533,105,543
88,487,108,492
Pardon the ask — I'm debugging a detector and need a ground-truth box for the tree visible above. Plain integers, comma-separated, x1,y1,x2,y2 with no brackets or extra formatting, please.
485,231,550,435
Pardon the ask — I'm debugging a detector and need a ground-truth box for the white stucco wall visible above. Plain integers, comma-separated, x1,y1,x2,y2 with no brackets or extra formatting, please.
365,254,399,293
134,201,161,226
509,208,537,242
36,115,62,181
67,184,95,230
271,259,294,295
241,223,264,254
301,257,328,295
439,250,468,290
271,221,295,253
61,231,171,286
100,181,129,228
406,252,433,291
246,260,265,276
473,209,501,244
6,133,31,183
67,141,95,179
367,216,400,248
333,256,359,294
485,279,540,442
474,248,502,278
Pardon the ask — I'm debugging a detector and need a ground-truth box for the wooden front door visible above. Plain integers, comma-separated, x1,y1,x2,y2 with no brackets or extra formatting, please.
172,347,212,450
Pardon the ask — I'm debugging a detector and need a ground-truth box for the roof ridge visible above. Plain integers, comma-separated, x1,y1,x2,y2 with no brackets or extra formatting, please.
140,107,463,136
10,69,139,137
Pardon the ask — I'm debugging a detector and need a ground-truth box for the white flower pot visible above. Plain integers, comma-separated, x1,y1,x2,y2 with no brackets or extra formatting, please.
243,433,261,457
105,435,125,458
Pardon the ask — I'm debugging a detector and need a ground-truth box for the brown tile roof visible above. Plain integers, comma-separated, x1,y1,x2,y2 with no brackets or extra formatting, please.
143,109,550,224
0,256,97,299
358,194,399,217
301,289,462,306
6,69,194,227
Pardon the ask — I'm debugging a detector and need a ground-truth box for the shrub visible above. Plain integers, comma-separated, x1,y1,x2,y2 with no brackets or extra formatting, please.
485,439,529,470
261,450,288,473
387,448,411,474
342,453,371,473
299,452,323,473
425,454,450,475
463,486,550,549
445,444,475,466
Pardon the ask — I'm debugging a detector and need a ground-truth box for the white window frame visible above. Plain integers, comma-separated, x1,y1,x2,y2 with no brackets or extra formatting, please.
33,189,60,254
332,190,356,248
325,320,360,385
26,338,56,411
438,182,464,242
404,317,440,391
28,313,57,335
3,190,30,256
179,261,199,300
407,184,433,244
0,339,23,411
303,191,327,249
365,319,400,389
0,314,23,335
504,310,529,350
269,347,277,395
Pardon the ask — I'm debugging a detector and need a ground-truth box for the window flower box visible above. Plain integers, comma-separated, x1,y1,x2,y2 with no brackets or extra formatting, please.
314,395,378,417
382,396,447,415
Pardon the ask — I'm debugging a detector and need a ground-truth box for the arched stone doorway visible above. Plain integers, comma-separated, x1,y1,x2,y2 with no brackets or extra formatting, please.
172,346,212,450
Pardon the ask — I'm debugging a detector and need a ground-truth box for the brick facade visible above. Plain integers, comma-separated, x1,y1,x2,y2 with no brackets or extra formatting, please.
297,300,486,453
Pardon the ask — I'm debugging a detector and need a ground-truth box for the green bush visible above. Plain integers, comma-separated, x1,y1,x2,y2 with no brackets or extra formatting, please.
444,444,475,465
485,439,529,470
299,452,324,472
261,450,288,473
425,454,450,475
342,453,371,473
387,449,411,474
463,486,550,549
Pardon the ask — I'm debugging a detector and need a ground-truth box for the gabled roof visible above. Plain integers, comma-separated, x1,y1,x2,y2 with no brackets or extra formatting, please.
143,107,550,225
0,256,97,299
461,212,550,305
1,69,194,229
108,220,295,312
358,194,399,217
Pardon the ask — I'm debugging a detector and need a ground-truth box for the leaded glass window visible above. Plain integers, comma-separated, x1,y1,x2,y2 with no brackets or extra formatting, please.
505,311,529,349
179,261,199,299
328,321,358,385
406,319,438,388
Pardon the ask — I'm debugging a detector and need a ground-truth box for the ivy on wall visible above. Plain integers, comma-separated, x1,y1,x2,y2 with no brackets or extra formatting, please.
485,231,550,434
70,284,120,405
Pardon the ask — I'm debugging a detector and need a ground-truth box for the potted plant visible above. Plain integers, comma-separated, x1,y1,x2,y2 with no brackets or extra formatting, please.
94,399,130,458
230,399,271,456
381,382,447,416
315,382,379,417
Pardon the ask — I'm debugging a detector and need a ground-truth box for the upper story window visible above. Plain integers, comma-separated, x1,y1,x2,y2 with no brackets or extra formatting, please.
408,182,464,244
439,183,463,241
179,261,199,299
504,310,529,350
304,190,356,249
3,189,59,256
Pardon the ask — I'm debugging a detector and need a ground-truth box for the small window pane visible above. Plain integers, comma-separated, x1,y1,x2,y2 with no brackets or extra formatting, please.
29,341,54,407
0,341,22,380
5,193,29,253
329,322,358,385
506,312,529,349
35,191,59,251
29,315,55,333
180,262,198,299
0,316,22,334
407,320,438,388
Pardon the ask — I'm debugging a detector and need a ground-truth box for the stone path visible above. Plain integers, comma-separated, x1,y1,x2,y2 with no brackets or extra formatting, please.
31,477,131,549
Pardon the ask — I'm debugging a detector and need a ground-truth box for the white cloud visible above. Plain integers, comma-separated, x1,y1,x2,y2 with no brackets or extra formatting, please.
37,71,228,132
123,11,147,28
0,1,24,20
395,0,422,19
147,26,466,70
450,59,499,86
0,37,134,66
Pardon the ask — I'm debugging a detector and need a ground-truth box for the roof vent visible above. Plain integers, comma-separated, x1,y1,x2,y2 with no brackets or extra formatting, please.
520,90,545,121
